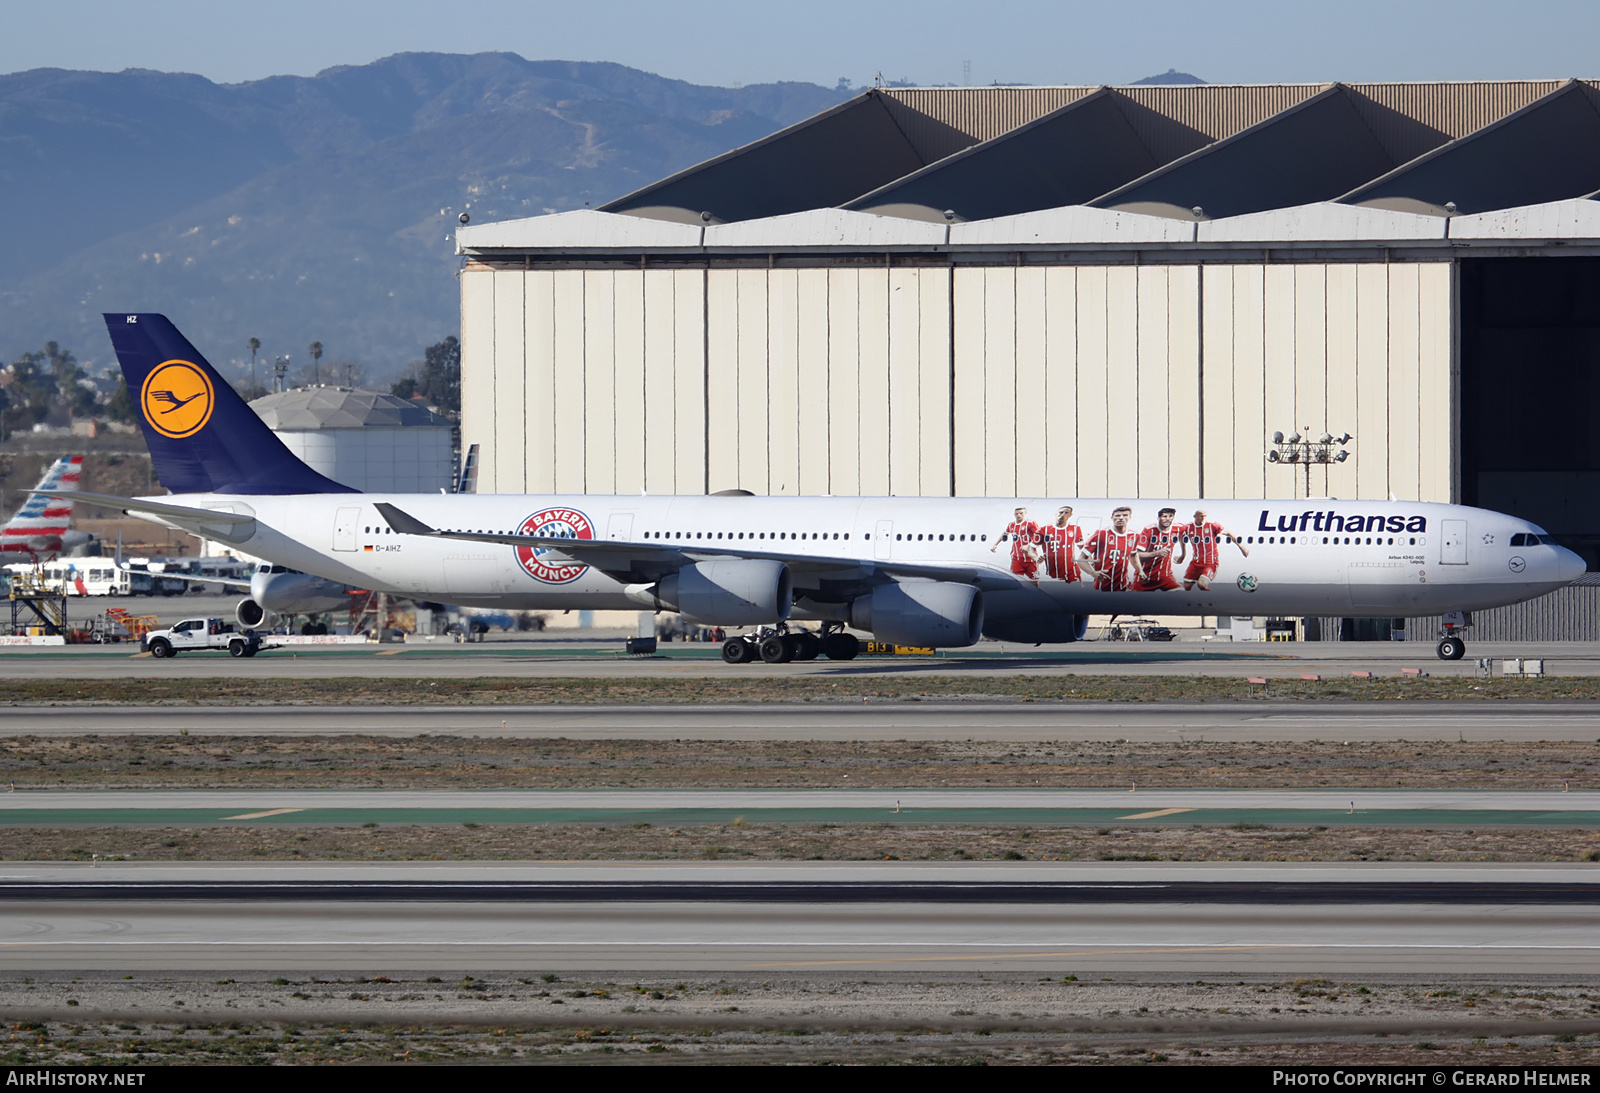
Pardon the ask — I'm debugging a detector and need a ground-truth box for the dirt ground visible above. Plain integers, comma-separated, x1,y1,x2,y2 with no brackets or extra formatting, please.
3,735,1599,791
5,821,1599,865
1,674,1596,705
3,973,1600,1065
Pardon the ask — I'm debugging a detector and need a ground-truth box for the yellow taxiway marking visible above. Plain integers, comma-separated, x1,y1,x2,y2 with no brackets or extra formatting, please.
127,652,152,659
1117,807,1195,820
221,808,307,820
744,945,1297,968
375,650,403,656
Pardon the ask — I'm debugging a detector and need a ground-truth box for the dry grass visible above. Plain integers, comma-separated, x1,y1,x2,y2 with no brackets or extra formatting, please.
4,973,1600,1065
2,735,1597,790
6,820,1599,865
1,673,1596,706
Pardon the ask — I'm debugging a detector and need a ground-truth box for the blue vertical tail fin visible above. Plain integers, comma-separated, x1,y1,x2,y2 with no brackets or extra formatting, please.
103,313,357,495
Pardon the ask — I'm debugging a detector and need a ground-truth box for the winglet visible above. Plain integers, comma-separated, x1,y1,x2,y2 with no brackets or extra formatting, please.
374,502,440,537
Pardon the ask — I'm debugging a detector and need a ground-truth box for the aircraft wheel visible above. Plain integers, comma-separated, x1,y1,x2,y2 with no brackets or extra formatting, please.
791,632,821,661
1437,636,1466,661
759,635,794,664
148,638,173,659
822,632,860,660
722,638,753,665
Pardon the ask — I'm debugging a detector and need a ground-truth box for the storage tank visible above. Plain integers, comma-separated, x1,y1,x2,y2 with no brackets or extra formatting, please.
249,387,454,493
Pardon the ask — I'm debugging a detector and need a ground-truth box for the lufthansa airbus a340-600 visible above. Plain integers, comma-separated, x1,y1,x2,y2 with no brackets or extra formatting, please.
41,313,1585,663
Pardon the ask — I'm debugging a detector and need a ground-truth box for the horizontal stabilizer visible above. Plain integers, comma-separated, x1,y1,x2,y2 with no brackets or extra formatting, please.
26,490,258,525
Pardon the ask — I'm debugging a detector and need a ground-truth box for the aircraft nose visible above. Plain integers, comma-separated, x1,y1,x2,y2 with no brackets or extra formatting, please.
1556,546,1588,585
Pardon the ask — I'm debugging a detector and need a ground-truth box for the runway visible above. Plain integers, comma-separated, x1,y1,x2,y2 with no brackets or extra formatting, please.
7,700,1600,741
4,634,1600,679
2,788,1595,827
2,862,1595,974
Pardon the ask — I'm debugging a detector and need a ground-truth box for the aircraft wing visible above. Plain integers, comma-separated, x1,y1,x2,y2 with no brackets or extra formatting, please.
373,502,1016,591
155,572,253,591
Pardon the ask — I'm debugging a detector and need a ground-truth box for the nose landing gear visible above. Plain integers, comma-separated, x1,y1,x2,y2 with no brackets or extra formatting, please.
1436,612,1471,660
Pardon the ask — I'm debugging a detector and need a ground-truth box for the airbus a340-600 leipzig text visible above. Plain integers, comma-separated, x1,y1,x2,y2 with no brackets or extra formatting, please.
39,314,1585,663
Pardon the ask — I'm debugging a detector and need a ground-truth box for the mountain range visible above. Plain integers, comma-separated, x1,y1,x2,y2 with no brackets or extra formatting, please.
0,54,848,385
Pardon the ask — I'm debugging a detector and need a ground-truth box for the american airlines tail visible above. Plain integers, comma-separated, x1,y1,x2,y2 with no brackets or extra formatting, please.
105,313,355,495
1,455,88,560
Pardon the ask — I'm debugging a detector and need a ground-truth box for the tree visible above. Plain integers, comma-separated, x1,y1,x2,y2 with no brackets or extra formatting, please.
417,335,459,413
308,341,323,385
106,376,135,423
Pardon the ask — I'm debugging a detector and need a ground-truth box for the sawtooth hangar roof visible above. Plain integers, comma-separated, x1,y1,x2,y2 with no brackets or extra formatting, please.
598,80,1600,225
457,81,1600,258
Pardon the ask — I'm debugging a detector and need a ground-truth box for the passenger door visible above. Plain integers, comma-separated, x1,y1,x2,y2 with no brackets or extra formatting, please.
874,520,893,561
333,506,361,552
1441,519,1467,565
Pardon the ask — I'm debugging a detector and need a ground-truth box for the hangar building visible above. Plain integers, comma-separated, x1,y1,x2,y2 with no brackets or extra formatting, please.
455,80,1600,634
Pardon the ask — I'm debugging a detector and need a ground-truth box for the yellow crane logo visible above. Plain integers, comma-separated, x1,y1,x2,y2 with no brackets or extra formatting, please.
140,360,214,438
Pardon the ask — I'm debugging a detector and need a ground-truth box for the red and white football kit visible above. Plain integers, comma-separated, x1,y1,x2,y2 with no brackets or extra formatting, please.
1039,523,1083,582
1004,520,1040,579
1134,524,1183,591
1084,527,1139,592
1178,521,1226,583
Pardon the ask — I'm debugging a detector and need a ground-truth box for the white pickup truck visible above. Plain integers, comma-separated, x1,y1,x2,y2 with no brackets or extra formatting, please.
143,618,268,659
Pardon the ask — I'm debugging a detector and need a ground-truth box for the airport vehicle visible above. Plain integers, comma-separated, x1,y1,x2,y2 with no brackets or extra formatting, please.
141,617,265,658
1108,619,1176,642
5,561,117,596
42,314,1589,663
1,456,92,561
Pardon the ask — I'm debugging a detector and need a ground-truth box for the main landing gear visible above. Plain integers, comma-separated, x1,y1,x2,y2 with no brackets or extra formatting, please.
721,622,860,665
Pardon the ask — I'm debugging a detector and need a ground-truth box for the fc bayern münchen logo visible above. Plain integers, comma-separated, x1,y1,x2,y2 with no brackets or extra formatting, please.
515,507,594,584
1236,573,1259,593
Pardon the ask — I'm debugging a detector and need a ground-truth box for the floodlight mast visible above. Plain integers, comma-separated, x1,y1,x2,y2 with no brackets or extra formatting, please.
1267,428,1353,497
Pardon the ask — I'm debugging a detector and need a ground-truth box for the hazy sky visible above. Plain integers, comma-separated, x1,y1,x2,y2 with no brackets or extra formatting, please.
4,0,1598,89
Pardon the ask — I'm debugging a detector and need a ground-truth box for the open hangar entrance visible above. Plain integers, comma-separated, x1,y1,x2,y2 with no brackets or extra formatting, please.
1460,257,1600,571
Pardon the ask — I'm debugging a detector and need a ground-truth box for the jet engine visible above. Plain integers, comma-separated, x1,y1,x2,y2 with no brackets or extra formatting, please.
848,581,983,647
235,598,280,629
982,614,1087,644
628,560,792,625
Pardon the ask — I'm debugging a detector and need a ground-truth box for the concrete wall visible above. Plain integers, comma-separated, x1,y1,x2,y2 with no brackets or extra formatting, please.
462,259,1453,504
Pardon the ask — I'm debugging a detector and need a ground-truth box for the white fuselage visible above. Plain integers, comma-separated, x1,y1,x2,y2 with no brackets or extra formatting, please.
149,493,1585,630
